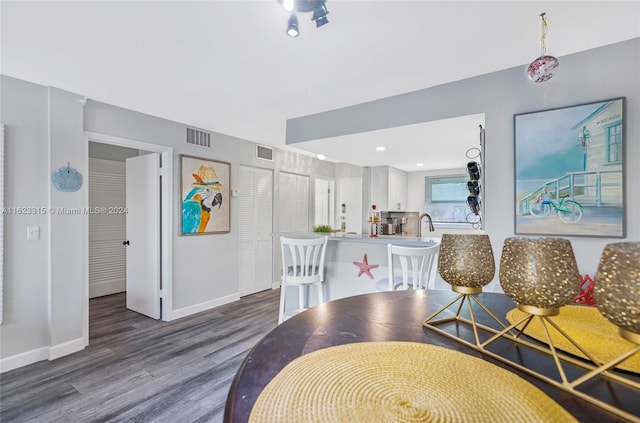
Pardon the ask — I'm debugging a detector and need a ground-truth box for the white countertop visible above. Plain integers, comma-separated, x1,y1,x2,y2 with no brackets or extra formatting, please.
276,226,484,247
327,233,440,247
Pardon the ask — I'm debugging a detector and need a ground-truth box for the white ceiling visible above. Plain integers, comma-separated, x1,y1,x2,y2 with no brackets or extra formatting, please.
2,1,639,171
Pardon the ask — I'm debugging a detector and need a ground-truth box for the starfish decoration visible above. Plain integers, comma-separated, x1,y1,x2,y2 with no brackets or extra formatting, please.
353,254,379,280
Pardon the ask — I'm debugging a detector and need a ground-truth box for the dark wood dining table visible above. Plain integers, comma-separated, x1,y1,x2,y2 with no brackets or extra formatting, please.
224,290,639,423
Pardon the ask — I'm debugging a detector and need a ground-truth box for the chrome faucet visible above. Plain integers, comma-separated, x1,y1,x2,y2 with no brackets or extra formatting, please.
418,212,435,238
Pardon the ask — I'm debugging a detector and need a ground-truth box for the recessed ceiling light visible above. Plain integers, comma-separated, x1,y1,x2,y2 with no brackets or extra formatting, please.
317,154,326,160
375,146,386,151
416,163,424,167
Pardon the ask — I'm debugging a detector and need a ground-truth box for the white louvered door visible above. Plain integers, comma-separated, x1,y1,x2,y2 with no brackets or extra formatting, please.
239,166,273,296
88,158,127,298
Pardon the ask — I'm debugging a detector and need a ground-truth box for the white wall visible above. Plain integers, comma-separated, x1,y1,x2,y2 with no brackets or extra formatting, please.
0,77,51,361
287,39,640,291
1,75,337,370
2,38,638,370
48,87,86,355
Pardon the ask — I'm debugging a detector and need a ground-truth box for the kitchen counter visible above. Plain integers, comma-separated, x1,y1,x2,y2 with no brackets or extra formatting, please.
276,233,441,315
327,233,440,247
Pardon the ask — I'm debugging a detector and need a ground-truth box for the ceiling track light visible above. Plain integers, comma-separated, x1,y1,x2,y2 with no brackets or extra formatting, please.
280,0,329,37
287,13,299,37
311,4,329,27
282,0,295,12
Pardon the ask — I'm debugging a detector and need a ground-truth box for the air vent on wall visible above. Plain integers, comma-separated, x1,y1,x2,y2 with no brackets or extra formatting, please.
186,128,211,148
256,145,273,161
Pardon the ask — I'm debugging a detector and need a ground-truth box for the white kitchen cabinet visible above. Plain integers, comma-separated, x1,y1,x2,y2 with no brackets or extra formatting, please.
369,166,407,211
388,166,407,211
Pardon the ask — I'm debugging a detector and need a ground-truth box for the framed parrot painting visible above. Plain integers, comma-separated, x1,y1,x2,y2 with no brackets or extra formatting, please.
181,155,230,235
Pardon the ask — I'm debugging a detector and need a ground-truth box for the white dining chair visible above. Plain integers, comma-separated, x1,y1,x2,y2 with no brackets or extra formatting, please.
376,243,440,291
278,236,328,324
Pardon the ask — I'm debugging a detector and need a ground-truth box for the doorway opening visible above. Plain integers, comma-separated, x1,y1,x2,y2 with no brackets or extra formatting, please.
314,177,335,229
83,132,173,345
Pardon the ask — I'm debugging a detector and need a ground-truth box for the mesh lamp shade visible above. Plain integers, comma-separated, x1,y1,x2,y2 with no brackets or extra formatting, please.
438,234,495,294
594,242,640,343
499,237,579,315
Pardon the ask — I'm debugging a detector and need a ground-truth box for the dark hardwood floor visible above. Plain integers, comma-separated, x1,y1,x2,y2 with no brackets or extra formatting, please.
0,289,280,422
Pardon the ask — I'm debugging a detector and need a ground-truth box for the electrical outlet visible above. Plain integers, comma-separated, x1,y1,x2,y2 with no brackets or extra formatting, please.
27,226,40,241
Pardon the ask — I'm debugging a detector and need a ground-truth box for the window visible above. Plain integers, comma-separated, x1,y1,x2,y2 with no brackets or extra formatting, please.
425,175,471,224
605,121,622,164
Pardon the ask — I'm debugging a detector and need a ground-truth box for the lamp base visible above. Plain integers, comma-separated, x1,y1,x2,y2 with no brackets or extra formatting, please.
620,328,640,345
422,289,512,347
517,303,560,316
451,285,483,295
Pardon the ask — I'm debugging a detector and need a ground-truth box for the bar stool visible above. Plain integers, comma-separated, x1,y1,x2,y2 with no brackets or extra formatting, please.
376,243,440,291
279,236,328,324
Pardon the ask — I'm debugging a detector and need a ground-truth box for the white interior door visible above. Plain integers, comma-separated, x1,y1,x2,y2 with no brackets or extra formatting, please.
125,153,160,319
238,166,273,296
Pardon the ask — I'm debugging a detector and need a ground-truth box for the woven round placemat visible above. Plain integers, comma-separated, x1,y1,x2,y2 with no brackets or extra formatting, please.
249,341,577,423
507,305,640,373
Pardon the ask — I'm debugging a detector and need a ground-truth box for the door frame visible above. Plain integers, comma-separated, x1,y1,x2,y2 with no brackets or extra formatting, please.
83,131,173,344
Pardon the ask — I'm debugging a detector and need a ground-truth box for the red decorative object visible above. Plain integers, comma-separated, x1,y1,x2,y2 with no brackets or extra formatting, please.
527,12,559,83
574,274,596,306
527,55,559,83
353,254,378,280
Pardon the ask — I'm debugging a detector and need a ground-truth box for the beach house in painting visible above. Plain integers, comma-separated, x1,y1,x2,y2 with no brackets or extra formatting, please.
571,100,623,207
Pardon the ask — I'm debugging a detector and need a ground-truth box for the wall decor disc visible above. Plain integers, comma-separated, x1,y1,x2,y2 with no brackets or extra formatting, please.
51,165,83,192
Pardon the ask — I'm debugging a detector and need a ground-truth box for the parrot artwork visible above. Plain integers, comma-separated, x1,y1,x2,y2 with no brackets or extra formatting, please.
182,165,223,234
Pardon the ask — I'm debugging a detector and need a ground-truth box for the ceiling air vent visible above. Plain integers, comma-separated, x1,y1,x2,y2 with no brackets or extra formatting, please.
256,145,273,161
186,128,211,148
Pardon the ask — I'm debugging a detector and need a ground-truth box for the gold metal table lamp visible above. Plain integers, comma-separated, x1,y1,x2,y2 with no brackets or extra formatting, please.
490,237,638,421
569,242,640,390
422,234,506,345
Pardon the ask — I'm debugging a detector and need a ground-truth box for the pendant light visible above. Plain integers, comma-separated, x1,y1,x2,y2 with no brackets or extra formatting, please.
527,13,559,83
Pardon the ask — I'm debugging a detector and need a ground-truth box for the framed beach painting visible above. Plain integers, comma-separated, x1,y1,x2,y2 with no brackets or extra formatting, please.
181,155,230,235
514,98,625,238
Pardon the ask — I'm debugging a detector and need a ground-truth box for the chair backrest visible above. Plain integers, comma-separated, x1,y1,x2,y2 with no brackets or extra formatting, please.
387,243,440,290
280,236,328,286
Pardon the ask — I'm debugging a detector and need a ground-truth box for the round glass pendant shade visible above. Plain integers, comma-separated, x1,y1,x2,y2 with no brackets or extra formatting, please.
594,242,640,337
499,237,579,311
527,55,559,83
438,234,495,289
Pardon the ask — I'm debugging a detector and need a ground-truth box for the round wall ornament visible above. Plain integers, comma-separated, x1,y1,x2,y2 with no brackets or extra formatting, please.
51,164,83,192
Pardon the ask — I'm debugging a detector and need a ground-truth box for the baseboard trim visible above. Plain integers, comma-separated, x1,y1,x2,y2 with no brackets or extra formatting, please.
0,347,49,373
89,279,125,298
49,337,85,360
1,337,86,373
168,293,240,321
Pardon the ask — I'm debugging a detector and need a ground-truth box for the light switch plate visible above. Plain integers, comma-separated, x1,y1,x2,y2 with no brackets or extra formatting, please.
27,226,40,241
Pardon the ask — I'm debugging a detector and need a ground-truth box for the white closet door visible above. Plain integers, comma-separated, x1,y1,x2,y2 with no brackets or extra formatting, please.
239,166,273,296
88,158,126,298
